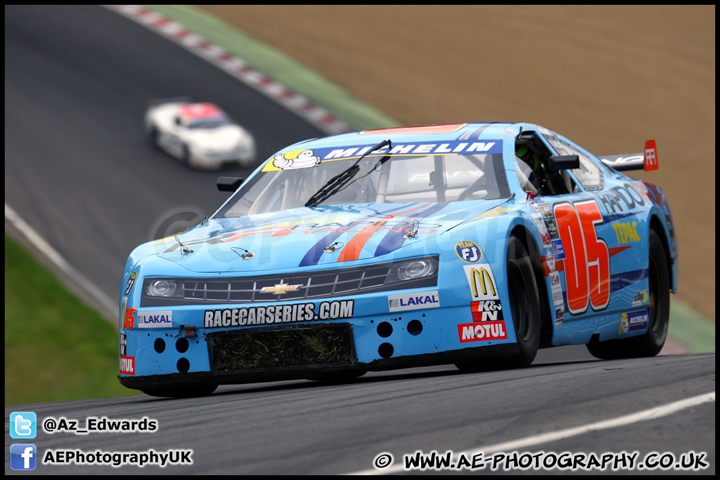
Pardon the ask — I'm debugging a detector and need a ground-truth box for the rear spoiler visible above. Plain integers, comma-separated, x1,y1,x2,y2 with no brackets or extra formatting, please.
600,140,658,171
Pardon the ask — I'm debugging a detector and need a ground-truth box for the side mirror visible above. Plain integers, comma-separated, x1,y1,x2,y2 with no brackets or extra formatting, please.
217,177,244,192
547,155,579,171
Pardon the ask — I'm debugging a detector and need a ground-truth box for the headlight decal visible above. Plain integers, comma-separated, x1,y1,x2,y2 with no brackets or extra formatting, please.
397,258,436,280
146,279,177,297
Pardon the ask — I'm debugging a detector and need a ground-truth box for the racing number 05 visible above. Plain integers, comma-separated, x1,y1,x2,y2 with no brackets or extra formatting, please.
553,200,610,314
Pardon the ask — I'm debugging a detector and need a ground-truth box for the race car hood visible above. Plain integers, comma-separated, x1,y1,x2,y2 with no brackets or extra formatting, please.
156,200,508,273
184,125,247,149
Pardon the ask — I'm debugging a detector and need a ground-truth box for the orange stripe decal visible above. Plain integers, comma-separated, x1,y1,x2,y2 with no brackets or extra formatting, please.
337,203,431,262
608,246,632,257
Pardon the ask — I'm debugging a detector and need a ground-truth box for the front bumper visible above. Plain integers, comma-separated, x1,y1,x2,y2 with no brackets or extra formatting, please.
119,339,518,391
119,301,518,391
191,145,255,168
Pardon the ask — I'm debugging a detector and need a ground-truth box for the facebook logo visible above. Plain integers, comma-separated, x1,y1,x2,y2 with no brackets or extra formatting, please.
10,411,36,439
10,444,37,471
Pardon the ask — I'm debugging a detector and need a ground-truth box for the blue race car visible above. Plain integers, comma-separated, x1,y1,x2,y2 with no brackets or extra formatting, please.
118,122,678,397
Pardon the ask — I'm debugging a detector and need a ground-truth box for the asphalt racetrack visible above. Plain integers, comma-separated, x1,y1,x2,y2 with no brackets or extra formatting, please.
5,5,324,316
4,5,715,475
5,355,716,474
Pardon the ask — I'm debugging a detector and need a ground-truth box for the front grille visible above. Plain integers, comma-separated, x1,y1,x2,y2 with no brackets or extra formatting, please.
141,256,438,307
184,265,390,301
209,324,354,371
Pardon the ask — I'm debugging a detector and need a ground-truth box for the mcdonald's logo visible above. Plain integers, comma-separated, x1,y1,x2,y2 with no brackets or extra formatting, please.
463,264,499,301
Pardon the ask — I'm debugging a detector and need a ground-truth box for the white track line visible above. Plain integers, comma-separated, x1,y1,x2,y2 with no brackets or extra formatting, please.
5,202,117,322
349,390,715,475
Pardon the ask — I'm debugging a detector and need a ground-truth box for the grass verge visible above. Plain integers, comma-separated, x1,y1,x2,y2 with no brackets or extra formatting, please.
4,235,139,406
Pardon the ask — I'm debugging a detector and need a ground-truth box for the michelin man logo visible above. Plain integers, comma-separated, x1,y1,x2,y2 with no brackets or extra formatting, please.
273,149,321,170
619,313,629,333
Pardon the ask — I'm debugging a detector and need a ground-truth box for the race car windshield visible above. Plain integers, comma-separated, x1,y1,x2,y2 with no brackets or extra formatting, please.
186,117,229,129
216,152,510,218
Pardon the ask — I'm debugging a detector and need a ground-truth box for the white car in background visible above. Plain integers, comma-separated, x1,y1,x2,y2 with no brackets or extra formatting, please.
145,98,256,169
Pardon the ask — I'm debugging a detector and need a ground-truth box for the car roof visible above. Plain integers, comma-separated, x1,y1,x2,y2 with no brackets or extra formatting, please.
286,122,533,151
178,102,225,121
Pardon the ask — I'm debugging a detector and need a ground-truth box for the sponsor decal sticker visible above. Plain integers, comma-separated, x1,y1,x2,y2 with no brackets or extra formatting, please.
203,300,354,328
120,355,135,375
531,212,544,227
550,271,564,309
552,238,566,260
263,140,502,172
540,230,552,248
545,247,556,272
137,311,173,328
533,213,551,247
124,271,137,296
272,149,321,170
594,185,646,214
619,310,649,333
463,264,499,301
455,240,482,263
546,219,559,239
123,307,136,330
120,334,127,356
388,291,439,312
119,298,127,331
470,300,503,322
613,221,641,244
632,290,649,307
538,202,553,219
644,139,658,171
458,321,508,342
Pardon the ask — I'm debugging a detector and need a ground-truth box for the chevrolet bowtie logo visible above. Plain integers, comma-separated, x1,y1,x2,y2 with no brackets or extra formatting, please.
259,283,302,295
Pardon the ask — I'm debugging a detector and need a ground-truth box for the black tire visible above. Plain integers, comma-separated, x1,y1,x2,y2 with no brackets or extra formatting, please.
141,383,218,398
180,144,190,165
455,235,541,372
586,229,670,359
149,127,161,149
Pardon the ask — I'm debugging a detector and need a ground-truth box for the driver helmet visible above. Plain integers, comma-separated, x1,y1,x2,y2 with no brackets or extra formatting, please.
516,144,540,171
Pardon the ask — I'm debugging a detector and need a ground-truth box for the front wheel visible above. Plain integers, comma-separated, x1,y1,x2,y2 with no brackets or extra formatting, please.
180,144,191,165
586,229,670,359
455,235,541,372
502,235,542,367
149,126,161,149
